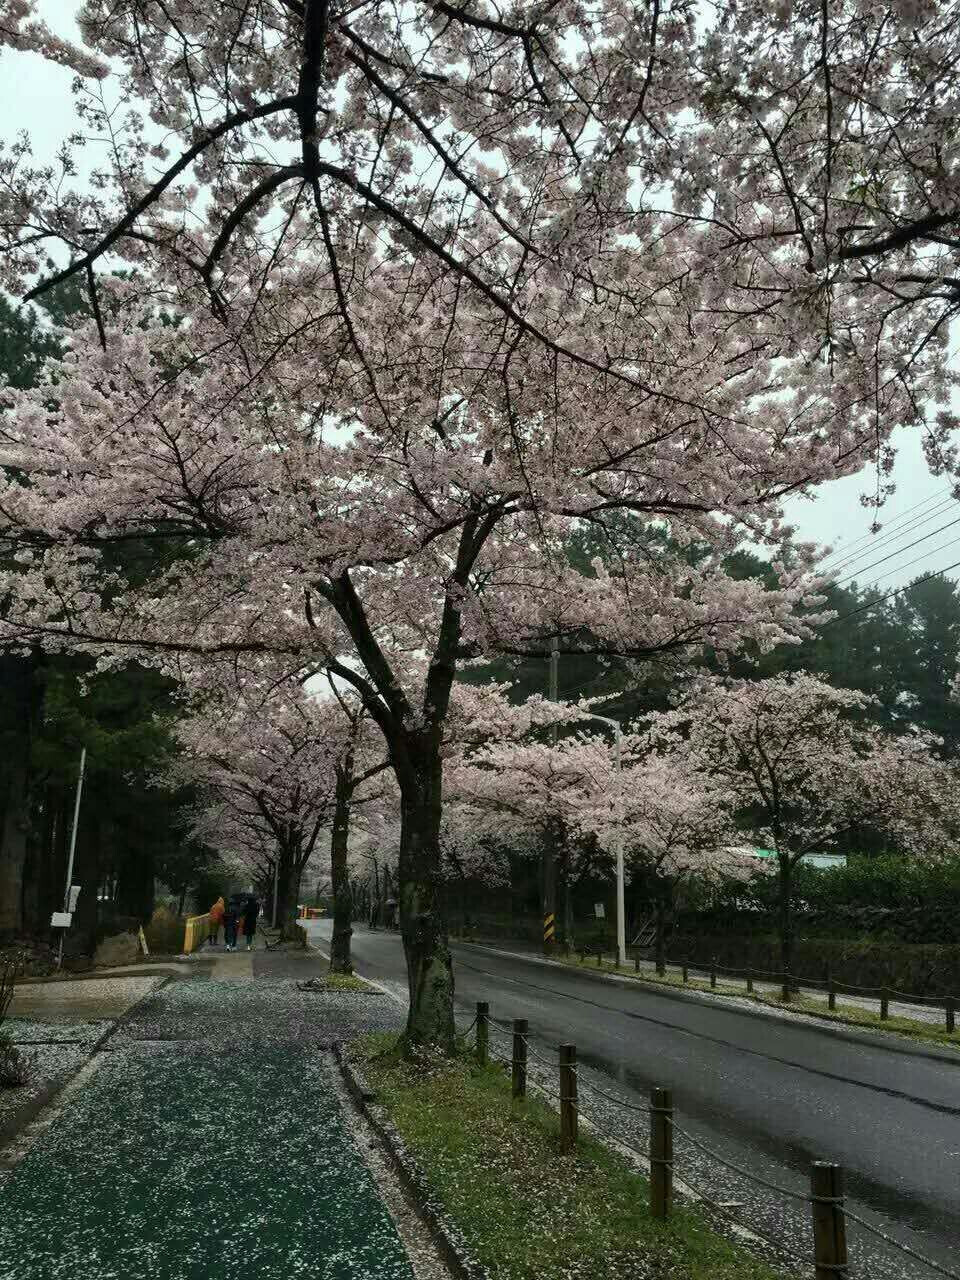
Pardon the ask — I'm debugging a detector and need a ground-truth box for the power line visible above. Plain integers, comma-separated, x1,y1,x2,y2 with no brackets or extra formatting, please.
859,536,960,590
827,494,956,576
835,515,960,585
823,557,960,628
819,487,952,568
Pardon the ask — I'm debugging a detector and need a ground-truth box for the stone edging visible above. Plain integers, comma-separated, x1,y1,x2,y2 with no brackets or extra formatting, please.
335,1045,489,1280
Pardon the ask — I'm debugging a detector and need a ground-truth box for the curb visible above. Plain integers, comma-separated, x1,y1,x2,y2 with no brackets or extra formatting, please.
13,964,194,987
455,941,960,1068
336,1045,489,1280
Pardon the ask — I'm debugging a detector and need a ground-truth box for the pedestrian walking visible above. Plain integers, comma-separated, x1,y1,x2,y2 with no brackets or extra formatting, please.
208,896,225,947
242,895,259,952
224,896,239,951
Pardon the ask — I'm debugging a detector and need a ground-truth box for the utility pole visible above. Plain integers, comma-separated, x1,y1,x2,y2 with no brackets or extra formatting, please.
543,637,559,954
57,746,87,970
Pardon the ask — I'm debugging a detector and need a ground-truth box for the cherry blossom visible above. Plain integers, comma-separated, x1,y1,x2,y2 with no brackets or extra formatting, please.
646,672,959,971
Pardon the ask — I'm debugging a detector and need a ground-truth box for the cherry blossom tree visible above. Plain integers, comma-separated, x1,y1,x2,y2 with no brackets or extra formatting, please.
169,670,390,961
3,0,960,1050
171,690,340,937
573,748,751,973
647,673,958,974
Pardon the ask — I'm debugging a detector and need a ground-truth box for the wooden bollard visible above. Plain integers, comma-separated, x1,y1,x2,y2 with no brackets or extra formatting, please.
710,958,717,989
512,1018,528,1099
811,1162,848,1280
559,1044,578,1153
880,987,890,1021
946,996,956,1035
649,1086,674,1219
476,1001,489,1067
597,947,604,967
682,963,689,984
746,967,754,994
828,976,836,1011
634,950,641,974
781,971,791,1002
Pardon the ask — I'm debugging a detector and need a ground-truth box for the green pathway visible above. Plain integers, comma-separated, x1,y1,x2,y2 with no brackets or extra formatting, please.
0,979,413,1280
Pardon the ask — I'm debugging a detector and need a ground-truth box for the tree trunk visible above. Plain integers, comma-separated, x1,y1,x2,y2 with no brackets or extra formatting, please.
778,856,794,976
276,852,303,940
0,654,42,938
398,749,454,1051
329,767,353,974
0,757,30,936
654,895,667,976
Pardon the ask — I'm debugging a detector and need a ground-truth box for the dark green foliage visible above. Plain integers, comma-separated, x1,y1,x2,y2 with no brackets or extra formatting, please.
0,293,214,944
694,856,960,944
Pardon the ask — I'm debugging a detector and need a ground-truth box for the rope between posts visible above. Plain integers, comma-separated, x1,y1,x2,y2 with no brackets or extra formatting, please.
569,1068,650,1112
672,958,958,1006
666,1118,810,1204
843,1207,960,1280
674,1164,810,1270
519,1035,561,1071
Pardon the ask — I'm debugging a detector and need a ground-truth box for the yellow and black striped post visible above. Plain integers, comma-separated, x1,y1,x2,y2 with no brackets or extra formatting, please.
543,912,556,949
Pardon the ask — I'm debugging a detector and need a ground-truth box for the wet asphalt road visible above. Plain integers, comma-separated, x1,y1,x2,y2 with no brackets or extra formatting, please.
309,920,960,1279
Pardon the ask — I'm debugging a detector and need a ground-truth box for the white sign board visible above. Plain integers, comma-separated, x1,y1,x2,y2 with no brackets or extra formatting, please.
50,911,72,928
594,903,605,919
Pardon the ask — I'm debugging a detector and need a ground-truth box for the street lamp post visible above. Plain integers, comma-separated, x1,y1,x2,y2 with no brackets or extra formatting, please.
579,713,626,968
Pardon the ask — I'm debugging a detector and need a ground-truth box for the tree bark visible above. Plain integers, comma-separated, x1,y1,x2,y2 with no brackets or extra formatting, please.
0,654,42,938
329,764,353,973
0,757,30,937
654,894,667,976
778,856,794,976
398,744,454,1050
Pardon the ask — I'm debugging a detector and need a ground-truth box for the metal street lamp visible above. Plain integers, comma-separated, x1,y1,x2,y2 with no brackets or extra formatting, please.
578,712,626,968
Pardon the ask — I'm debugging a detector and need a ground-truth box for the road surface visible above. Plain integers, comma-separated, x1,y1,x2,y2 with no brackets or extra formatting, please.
308,919,960,1280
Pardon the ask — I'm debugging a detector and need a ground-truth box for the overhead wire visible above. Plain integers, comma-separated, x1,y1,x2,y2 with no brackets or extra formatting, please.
834,515,960,585
820,488,953,571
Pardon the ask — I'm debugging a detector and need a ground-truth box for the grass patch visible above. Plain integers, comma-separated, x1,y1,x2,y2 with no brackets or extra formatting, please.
552,955,960,1052
300,972,376,993
352,1033,791,1280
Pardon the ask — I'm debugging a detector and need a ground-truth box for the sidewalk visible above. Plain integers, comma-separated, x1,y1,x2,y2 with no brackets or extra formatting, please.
0,970,413,1279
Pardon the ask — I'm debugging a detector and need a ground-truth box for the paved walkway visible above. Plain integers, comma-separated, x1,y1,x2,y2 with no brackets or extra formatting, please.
0,973,410,1279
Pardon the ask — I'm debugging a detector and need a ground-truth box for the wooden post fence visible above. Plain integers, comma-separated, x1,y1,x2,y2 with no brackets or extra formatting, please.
947,996,956,1035
811,1162,848,1280
476,1001,489,1067
710,958,717,989
746,967,754,994
880,987,890,1021
512,1018,528,1099
559,1044,578,1153
649,1086,674,1219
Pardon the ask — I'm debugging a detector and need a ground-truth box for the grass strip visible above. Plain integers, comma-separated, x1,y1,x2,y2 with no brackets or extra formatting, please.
552,954,960,1052
353,1034,794,1280
305,971,375,992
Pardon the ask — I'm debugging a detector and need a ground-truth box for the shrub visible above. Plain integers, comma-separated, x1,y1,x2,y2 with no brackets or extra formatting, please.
143,905,186,954
0,1036,34,1089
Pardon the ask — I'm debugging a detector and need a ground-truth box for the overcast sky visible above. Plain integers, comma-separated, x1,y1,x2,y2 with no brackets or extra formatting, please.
2,10,957,596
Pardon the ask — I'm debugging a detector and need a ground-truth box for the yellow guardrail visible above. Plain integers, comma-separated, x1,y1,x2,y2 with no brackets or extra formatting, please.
184,912,212,954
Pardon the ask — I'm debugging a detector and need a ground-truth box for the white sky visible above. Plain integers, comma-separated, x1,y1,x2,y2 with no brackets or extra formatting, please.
2,7,957,596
